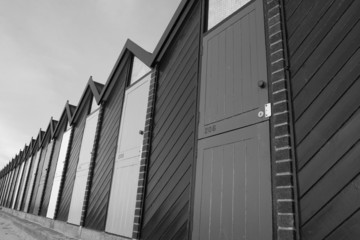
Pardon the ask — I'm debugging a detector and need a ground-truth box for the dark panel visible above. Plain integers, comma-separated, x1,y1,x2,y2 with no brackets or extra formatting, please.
300,140,360,224
294,48,360,145
84,60,129,231
301,174,360,239
285,0,360,239
296,73,360,169
40,123,65,217
298,108,360,196
290,0,360,98
141,2,200,240
56,96,90,221
287,0,335,56
326,209,360,240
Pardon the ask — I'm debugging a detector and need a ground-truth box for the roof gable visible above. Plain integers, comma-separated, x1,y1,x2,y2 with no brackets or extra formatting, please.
99,39,152,102
70,77,104,124
53,101,77,137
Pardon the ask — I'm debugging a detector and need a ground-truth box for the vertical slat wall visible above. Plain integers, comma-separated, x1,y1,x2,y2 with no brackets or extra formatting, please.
40,122,66,216
285,0,360,239
56,94,91,221
141,2,200,239
84,59,130,230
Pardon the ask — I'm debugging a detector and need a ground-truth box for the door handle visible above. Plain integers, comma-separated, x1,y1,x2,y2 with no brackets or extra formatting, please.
139,130,144,135
258,80,266,88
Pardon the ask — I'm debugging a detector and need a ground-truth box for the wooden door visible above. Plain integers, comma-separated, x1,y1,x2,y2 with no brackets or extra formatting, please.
194,0,272,239
199,0,267,139
193,122,272,239
16,157,31,210
106,75,150,237
67,111,99,225
24,150,41,212
33,140,53,214
46,128,71,219
11,161,24,209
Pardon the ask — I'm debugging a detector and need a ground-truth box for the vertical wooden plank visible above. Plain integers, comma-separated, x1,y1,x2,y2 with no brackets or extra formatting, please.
217,32,226,123
200,149,212,240
250,10,260,109
246,138,260,239
221,144,234,240
209,146,222,240
225,25,234,118
241,14,252,113
257,122,272,239
233,20,243,115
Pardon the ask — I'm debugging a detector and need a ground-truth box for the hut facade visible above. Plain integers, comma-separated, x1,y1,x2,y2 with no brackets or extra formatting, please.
1,0,360,239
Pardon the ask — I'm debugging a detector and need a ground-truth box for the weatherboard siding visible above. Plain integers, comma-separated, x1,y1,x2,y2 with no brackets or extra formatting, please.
141,2,200,239
285,0,360,239
84,58,130,231
8,163,20,208
40,123,65,217
56,96,90,221
20,154,34,211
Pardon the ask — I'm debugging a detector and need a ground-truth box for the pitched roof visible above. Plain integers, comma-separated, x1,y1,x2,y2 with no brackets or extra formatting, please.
53,101,77,137
40,118,58,148
70,77,104,124
98,0,196,101
150,0,195,65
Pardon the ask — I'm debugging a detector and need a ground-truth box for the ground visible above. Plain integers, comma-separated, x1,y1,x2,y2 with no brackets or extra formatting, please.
0,210,78,240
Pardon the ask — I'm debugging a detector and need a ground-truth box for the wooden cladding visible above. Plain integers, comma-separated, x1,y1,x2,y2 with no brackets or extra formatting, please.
285,0,360,238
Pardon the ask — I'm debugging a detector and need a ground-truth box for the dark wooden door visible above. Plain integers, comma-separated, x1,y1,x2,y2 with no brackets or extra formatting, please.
199,0,267,139
194,0,272,239
193,122,272,240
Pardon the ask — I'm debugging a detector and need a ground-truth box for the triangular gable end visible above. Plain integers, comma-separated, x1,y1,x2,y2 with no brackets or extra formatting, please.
70,77,104,125
129,56,152,85
99,39,152,102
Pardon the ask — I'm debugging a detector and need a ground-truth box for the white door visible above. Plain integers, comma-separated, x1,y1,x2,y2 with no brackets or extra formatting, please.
46,128,71,219
24,150,41,212
11,161,24,209
67,110,99,225
106,75,150,237
16,157,31,210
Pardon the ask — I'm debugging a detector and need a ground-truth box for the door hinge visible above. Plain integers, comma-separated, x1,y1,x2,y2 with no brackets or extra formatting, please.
265,103,271,118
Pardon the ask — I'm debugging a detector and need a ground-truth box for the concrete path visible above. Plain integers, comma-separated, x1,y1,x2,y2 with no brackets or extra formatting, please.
0,209,79,240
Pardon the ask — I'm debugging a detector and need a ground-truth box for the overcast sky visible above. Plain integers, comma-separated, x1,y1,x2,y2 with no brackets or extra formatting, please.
0,0,181,169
